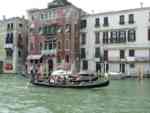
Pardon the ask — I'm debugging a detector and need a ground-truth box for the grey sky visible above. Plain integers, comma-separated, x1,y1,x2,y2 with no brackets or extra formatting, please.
0,0,150,19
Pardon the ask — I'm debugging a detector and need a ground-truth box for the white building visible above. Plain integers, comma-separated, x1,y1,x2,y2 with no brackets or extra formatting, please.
80,7,150,77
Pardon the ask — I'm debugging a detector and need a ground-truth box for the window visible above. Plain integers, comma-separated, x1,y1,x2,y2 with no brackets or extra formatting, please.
80,20,87,29
128,14,134,24
82,60,88,70
53,40,56,48
58,41,61,49
120,15,125,25
6,33,13,43
95,32,100,44
81,33,86,45
7,24,10,30
6,49,13,58
120,50,125,59
65,55,69,63
103,32,109,44
120,64,125,73
11,23,13,30
148,28,150,41
95,18,100,27
96,62,101,72
18,50,22,57
80,48,86,59
104,50,108,61
129,49,135,57
7,23,14,30
128,29,136,42
110,31,117,43
103,17,109,26
19,23,23,28
105,64,109,72
119,31,126,43
48,40,53,49
95,47,100,58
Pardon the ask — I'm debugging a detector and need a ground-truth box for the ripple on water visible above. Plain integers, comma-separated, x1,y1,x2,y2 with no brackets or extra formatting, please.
23,106,52,113
0,75,150,113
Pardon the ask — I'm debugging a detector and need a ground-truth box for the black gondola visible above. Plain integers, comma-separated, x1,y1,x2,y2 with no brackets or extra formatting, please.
31,79,109,89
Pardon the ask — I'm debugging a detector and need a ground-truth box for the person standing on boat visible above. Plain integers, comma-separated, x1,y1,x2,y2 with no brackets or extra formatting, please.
30,64,36,83
97,70,101,79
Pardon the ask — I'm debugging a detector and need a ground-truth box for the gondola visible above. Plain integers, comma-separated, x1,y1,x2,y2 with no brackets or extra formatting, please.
31,79,109,89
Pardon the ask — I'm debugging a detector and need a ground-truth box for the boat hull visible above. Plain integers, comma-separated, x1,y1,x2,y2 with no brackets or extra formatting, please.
32,80,109,89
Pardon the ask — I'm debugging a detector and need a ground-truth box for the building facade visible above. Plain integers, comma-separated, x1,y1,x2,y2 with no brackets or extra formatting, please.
80,7,150,76
0,21,6,73
27,0,85,79
0,17,28,73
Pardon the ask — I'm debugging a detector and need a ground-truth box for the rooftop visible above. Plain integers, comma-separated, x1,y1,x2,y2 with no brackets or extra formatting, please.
82,6,150,17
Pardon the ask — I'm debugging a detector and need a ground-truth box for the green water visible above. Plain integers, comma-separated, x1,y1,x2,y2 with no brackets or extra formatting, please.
0,74,150,113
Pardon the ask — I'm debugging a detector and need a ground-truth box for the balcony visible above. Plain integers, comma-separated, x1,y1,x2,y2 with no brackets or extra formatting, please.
126,57,135,62
4,43,13,49
42,49,56,55
108,57,123,62
135,56,150,62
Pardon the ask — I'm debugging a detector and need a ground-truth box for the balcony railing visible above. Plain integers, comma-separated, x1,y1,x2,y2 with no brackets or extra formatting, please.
41,49,56,55
126,57,135,62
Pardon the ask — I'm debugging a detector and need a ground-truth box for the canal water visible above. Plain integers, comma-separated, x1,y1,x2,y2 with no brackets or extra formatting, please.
0,74,150,113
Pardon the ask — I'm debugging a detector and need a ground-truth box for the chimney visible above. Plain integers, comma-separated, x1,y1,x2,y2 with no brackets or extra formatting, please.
140,2,144,8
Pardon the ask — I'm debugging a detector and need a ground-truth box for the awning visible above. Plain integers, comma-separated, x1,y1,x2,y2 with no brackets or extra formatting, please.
27,55,42,60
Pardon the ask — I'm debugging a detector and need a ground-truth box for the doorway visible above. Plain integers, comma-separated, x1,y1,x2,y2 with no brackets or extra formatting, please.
120,63,125,73
48,60,53,74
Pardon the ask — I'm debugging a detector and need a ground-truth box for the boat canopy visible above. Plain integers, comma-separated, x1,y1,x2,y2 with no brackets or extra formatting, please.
27,55,42,60
51,69,72,76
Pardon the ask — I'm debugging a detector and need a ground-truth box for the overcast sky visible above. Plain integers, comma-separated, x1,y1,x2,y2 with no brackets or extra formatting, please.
0,0,150,20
